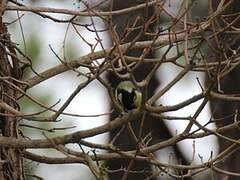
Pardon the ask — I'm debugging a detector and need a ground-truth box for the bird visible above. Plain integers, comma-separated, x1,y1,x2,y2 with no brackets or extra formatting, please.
115,81,142,111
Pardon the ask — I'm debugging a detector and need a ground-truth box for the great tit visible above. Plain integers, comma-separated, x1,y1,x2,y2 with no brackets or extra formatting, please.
115,81,142,111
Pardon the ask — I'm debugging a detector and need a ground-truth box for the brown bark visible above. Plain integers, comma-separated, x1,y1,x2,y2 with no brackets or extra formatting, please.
0,6,25,179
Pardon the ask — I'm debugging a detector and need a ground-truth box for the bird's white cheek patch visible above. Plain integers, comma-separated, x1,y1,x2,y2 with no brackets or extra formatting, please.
117,93,122,104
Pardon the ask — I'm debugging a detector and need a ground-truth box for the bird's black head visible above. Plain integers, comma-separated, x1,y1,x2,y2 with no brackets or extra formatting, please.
117,88,136,111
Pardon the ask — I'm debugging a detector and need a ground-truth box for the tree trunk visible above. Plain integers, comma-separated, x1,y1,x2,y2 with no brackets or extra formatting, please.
0,7,25,180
